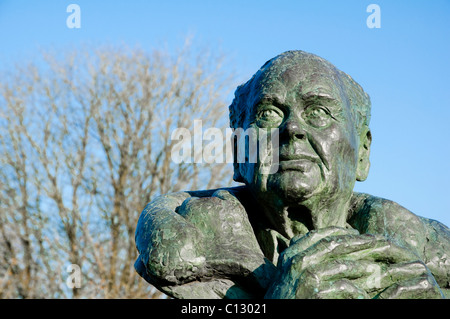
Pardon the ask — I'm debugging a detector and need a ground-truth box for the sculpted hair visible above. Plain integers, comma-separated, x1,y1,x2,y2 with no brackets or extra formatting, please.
229,50,371,134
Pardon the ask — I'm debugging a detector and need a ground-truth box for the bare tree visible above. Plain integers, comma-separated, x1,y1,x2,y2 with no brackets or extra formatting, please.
0,41,236,298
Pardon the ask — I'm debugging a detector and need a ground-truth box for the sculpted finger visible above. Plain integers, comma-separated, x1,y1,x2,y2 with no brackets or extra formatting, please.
288,234,419,271
304,259,376,281
384,261,431,283
298,260,431,297
301,260,389,297
267,259,378,299
313,279,369,299
265,267,369,299
280,226,359,265
344,236,419,264
276,259,438,299
376,273,444,299
352,261,432,297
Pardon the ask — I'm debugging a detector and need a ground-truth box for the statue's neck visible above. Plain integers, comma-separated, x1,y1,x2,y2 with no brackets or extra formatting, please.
259,194,352,240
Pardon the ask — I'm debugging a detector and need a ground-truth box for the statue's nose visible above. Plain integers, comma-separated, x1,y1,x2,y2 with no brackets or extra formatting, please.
281,119,306,140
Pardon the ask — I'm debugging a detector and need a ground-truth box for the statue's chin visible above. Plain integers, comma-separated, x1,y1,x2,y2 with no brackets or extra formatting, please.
253,170,322,206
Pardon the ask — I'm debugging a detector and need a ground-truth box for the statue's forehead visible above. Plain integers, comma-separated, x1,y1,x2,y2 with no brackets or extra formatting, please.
249,59,344,105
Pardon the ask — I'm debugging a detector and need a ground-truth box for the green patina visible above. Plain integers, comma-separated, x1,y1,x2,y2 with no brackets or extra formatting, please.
135,51,450,299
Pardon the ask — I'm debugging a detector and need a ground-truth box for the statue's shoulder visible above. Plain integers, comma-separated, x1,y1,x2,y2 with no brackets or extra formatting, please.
139,186,252,232
349,192,427,256
156,186,250,214
135,186,268,299
185,185,250,203
348,192,423,233
349,192,450,292
348,192,449,256
142,186,249,214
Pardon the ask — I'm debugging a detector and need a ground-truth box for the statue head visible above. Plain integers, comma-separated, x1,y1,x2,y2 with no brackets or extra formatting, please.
229,51,372,228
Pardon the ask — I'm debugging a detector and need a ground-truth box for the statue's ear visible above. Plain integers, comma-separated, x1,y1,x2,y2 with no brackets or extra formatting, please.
356,127,371,182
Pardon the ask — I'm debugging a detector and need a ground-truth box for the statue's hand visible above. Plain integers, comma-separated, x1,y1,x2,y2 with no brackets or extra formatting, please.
177,189,276,290
265,227,444,299
136,190,275,298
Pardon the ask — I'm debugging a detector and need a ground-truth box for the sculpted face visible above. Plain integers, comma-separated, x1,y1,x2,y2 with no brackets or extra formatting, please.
236,53,370,225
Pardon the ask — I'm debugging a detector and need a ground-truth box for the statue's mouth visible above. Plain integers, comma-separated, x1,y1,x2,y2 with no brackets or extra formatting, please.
278,149,327,178
278,151,320,172
278,159,316,172
279,150,320,162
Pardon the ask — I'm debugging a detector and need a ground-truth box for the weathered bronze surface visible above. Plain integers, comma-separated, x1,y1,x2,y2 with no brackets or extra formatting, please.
135,51,450,299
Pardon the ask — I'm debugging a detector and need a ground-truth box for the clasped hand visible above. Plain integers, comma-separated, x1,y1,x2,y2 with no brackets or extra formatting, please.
265,227,444,299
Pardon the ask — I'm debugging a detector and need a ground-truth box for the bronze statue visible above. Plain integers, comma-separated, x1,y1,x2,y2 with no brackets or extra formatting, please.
134,51,450,299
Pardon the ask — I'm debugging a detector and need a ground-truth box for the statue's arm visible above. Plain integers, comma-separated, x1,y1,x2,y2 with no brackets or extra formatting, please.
134,192,207,290
135,191,233,298
135,190,274,298
420,217,450,298
349,193,449,298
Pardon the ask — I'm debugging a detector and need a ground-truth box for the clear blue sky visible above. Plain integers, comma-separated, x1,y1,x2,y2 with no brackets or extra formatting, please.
1,0,449,227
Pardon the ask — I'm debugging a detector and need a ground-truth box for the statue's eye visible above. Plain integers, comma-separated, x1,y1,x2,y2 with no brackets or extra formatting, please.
259,109,280,120
302,106,332,128
256,108,283,127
